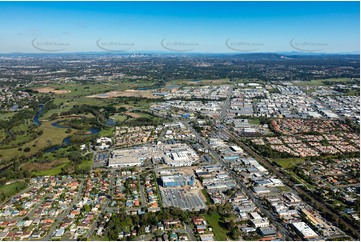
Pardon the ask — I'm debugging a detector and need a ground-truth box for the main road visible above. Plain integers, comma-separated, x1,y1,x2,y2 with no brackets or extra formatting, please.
181,120,291,240
219,85,234,122
222,128,358,240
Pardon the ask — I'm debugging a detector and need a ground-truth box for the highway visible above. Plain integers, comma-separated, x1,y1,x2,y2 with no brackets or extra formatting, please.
219,85,233,122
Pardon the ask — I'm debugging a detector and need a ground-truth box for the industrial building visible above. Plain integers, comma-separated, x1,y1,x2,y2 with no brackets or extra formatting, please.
291,222,318,240
108,148,145,167
160,174,195,187
159,143,199,167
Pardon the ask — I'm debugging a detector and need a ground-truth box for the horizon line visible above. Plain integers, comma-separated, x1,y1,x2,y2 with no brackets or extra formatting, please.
0,51,360,55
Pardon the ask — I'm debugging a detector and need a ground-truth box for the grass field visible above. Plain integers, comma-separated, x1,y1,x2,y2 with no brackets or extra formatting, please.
345,89,360,96
0,122,40,149
0,112,16,121
32,161,69,176
248,118,261,125
97,128,114,137
109,114,128,123
201,189,213,205
292,78,354,87
0,181,28,199
272,157,306,169
285,170,316,190
166,78,231,86
33,79,158,98
77,159,92,172
204,212,229,241
0,120,75,161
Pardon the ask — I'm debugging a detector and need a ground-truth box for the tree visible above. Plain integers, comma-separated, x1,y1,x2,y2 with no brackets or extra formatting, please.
68,152,82,163
49,113,59,120
83,204,91,213
223,189,234,196
230,227,241,240
227,220,236,230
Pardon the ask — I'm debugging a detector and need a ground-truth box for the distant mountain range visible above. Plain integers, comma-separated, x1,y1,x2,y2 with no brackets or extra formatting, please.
0,51,359,57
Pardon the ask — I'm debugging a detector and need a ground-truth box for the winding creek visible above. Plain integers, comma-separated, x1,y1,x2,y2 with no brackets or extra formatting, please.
33,104,100,153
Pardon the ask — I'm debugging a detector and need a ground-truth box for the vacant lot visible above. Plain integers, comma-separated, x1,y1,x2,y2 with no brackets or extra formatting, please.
0,181,28,200
272,157,306,169
87,89,159,99
35,87,71,94
167,78,231,86
125,112,142,118
204,212,229,241
22,158,68,175
32,162,69,176
292,78,355,87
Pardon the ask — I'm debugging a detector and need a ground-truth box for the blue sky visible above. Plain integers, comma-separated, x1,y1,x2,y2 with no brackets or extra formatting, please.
0,1,359,53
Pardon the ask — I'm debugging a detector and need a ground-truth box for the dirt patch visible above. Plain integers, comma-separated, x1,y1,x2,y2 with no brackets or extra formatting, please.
35,87,71,94
198,79,229,85
117,104,134,109
87,89,158,99
22,160,63,172
125,112,142,118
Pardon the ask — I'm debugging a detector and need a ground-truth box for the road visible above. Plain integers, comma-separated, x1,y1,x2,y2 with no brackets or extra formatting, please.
0,180,33,207
173,224,196,241
180,120,223,164
219,85,234,122
138,174,147,208
43,179,85,241
226,166,291,240
181,119,291,239
86,200,111,239
222,128,359,240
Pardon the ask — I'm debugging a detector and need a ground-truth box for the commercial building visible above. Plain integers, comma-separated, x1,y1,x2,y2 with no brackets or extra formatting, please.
161,143,199,167
160,174,195,188
251,218,270,228
258,226,278,238
291,222,318,240
108,149,145,167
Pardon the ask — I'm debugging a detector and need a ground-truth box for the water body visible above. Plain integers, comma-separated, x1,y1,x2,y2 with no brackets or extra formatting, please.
44,123,100,153
106,119,116,126
44,136,71,153
32,105,101,152
33,104,45,126
51,122,71,129
137,83,165,90
89,127,101,134
6,129,14,138
137,87,155,90
165,85,180,90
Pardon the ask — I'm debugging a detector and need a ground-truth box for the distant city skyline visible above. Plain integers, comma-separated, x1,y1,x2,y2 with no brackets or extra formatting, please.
0,1,359,53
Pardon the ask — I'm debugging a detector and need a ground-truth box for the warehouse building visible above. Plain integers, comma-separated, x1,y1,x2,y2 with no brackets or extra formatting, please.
291,222,318,240
108,149,145,167
160,174,195,188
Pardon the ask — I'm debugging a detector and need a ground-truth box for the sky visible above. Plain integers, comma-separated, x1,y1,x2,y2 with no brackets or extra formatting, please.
0,1,359,53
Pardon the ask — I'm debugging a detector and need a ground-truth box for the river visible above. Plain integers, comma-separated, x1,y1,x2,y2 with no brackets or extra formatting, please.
33,104,45,126
44,123,100,153
32,104,101,152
